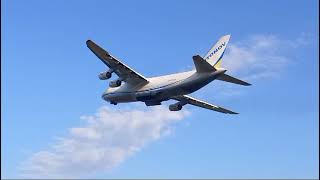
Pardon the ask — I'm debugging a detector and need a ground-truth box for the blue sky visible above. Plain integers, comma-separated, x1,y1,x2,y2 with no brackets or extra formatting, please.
1,0,319,178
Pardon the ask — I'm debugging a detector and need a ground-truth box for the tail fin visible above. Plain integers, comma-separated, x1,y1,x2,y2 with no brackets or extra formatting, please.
198,35,251,86
204,35,231,69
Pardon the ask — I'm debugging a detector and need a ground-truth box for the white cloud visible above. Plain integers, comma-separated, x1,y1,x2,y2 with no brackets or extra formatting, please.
223,33,311,80
20,105,190,178
196,33,311,100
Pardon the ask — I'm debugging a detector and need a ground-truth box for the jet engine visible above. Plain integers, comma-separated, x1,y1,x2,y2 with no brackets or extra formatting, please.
98,69,113,80
109,79,122,87
169,103,183,111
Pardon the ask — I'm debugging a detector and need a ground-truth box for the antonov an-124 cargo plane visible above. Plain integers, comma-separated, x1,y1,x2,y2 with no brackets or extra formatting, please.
86,35,251,114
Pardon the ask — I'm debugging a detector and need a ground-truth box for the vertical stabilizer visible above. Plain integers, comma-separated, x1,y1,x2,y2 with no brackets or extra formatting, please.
203,35,231,69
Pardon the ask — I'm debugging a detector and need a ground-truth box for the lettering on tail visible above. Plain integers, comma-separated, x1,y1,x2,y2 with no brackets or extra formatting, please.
206,42,226,60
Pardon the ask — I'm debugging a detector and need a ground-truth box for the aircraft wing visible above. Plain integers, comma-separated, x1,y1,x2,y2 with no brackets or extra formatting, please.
86,40,149,85
172,95,238,114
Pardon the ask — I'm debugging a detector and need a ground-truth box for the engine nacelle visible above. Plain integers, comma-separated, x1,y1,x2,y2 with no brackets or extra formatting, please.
169,103,183,111
109,79,122,87
98,70,112,80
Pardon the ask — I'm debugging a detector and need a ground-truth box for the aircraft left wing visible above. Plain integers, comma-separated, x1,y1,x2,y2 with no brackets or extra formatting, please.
86,40,149,85
172,95,238,114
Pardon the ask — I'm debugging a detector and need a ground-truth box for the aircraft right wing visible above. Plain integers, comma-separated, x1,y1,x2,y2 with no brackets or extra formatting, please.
86,40,149,85
172,95,238,114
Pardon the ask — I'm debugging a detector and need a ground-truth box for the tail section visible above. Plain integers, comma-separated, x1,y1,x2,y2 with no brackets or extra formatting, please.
204,34,231,69
193,34,251,86
217,74,251,86
192,55,215,73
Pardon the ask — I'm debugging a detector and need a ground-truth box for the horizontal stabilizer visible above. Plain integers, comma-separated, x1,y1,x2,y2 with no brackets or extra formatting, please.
217,74,251,86
193,55,216,73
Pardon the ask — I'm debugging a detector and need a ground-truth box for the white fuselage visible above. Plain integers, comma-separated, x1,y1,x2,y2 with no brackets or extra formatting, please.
102,69,226,104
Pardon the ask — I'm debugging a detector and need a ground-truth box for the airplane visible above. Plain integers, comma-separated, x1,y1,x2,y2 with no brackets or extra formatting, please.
86,35,251,114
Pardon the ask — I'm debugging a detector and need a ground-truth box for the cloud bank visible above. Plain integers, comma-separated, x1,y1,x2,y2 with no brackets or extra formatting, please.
20,106,190,178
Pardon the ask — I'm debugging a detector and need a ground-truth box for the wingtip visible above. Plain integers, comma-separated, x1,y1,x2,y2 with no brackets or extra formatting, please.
239,80,251,86
86,40,93,45
224,109,239,114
